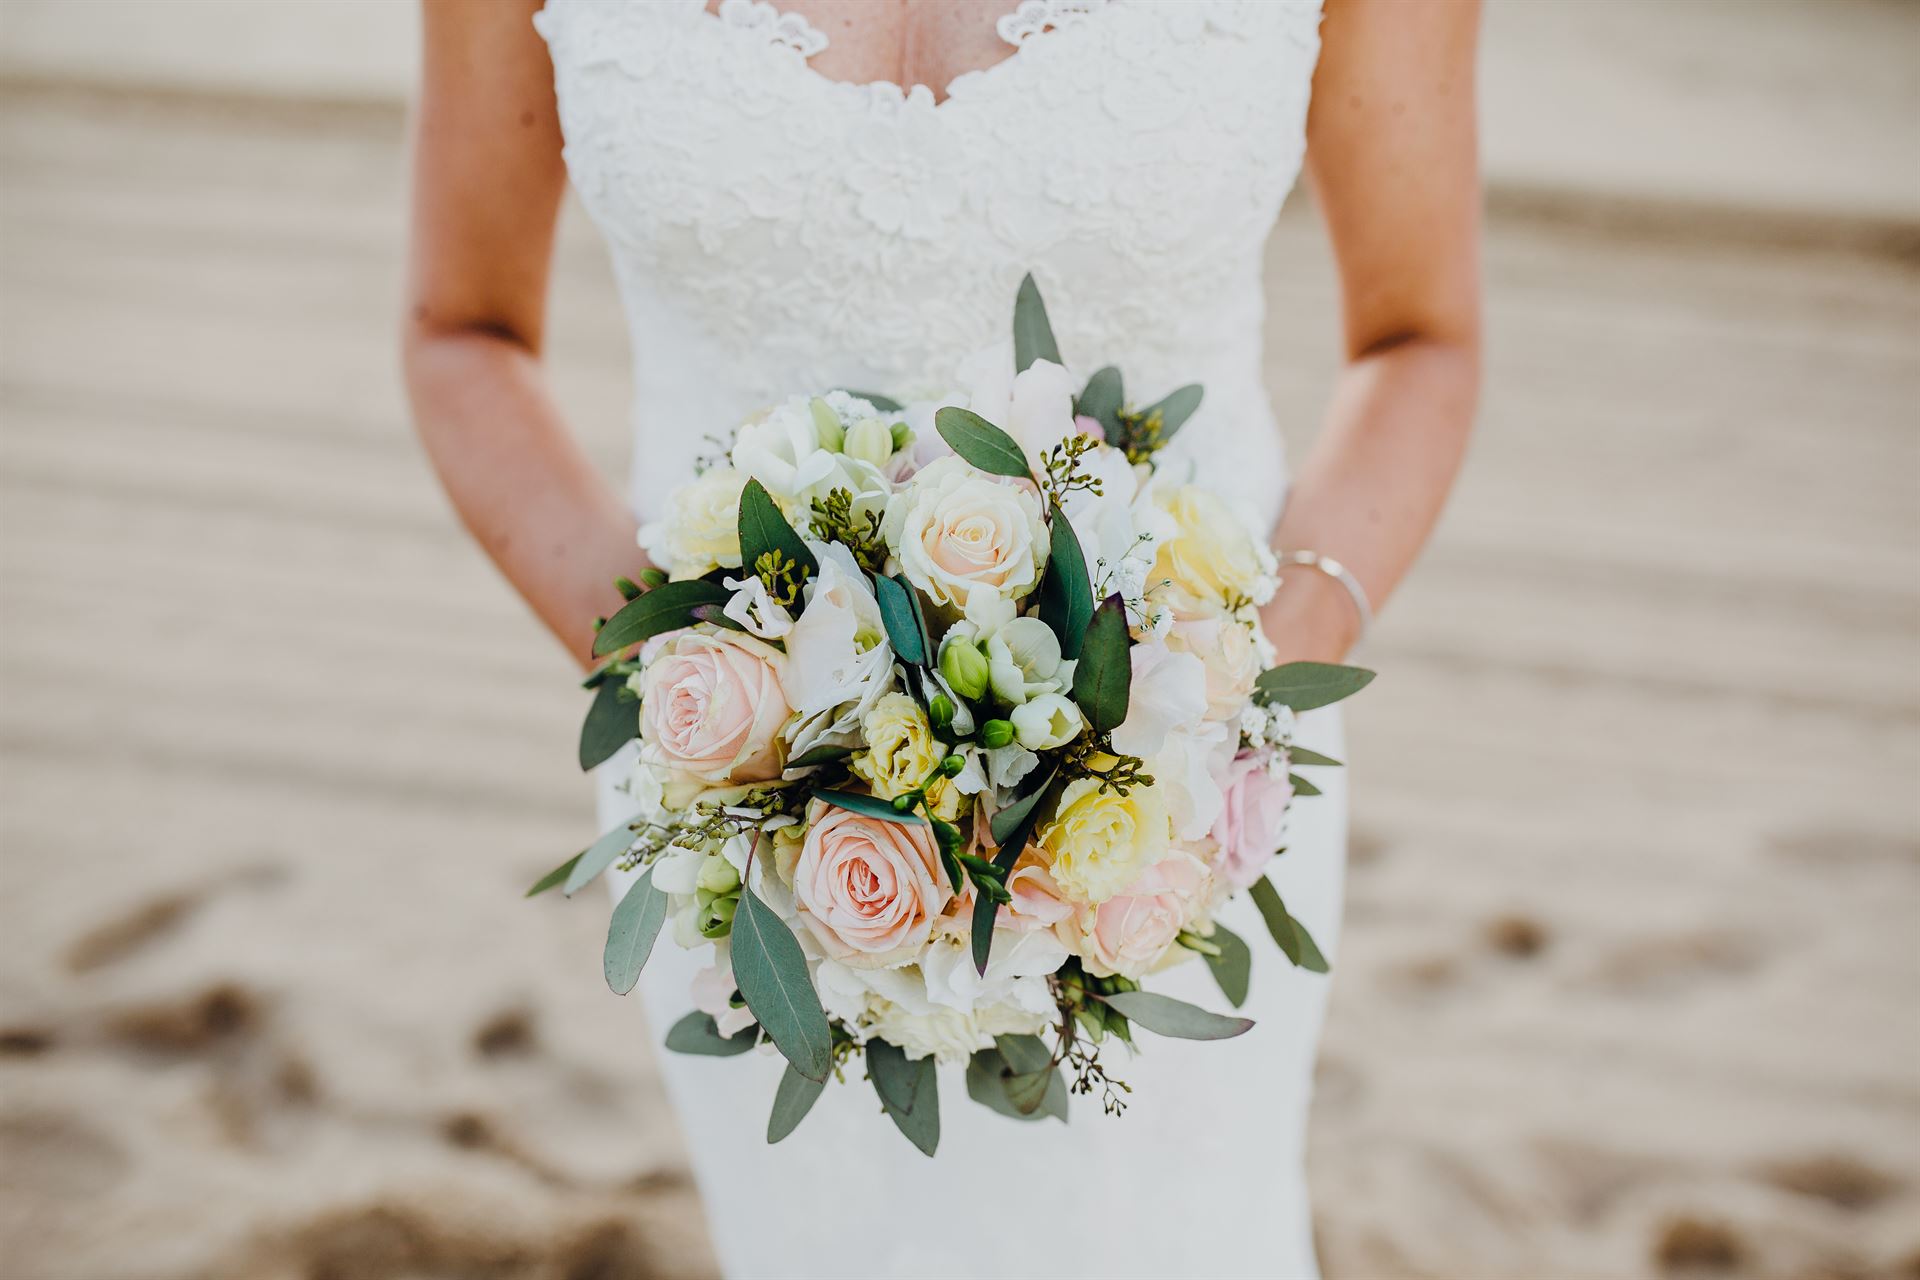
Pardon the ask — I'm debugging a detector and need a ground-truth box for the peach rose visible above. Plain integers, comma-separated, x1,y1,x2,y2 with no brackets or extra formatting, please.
793,800,954,968
1209,752,1294,890
639,629,791,797
1066,850,1210,980
1165,612,1263,723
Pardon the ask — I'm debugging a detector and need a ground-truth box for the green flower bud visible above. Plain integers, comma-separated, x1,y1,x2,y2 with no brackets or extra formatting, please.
931,818,962,855
928,693,956,734
695,853,739,896
938,637,991,700
889,421,912,451
638,567,668,589
698,893,738,939
808,397,844,452
939,753,965,778
843,416,893,467
980,718,1015,750
892,793,917,813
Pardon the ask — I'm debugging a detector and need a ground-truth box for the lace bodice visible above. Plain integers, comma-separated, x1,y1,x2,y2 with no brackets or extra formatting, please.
536,0,1324,526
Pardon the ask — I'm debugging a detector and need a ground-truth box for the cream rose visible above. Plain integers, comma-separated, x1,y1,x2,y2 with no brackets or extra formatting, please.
636,465,745,581
1035,773,1172,905
849,693,962,819
882,456,1048,611
1149,484,1274,616
639,629,791,798
1065,849,1211,979
793,800,954,967
1166,612,1264,722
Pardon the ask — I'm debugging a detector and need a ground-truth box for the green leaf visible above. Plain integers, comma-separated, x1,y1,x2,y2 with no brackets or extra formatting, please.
1249,875,1330,973
989,771,1055,848
565,820,639,896
1012,272,1061,373
593,578,729,656
737,477,818,582
965,1048,1066,1124
766,1062,827,1143
873,573,927,665
603,871,668,996
1202,922,1252,1008
1075,366,1124,438
578,679,641,771
973,767,1058,974
1038,502,1095,660
1069,595,1132,734
872,1050,939,1156
788,743,854,769
1253,661,1376,712
732,880,833,1081
1096,990,1254,1040
817,788,927,826
1289,773,1322,798
1287,746,1344,768
1141,384,1203,443
663,1011,757,1057
833,389,904,412
994,1034,1056,1116
866,1039,924,1116
935,406,1031,478
525,852,581,898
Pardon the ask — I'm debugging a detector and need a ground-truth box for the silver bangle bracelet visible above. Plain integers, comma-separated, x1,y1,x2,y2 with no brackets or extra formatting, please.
1275,550,1372,648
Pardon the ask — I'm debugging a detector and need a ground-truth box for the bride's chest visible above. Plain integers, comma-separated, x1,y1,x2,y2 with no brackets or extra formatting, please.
537,0,1324,266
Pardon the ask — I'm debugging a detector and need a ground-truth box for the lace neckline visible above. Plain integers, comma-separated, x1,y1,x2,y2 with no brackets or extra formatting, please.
708,0,1114,108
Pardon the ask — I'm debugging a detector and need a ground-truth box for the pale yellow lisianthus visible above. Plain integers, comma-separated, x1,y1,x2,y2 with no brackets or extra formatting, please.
1149,484,1272,616
637,464,745,581
1036,772,1172,905
850,693,964,820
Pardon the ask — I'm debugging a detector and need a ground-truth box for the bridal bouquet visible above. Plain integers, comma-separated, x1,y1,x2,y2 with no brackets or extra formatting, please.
529,277,1372,1154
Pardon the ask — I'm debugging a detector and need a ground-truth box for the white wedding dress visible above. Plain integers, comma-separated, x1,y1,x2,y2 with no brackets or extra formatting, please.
537,2,1344,1276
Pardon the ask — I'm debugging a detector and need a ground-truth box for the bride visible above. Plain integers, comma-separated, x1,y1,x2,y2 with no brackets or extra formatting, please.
404,1,1479,1276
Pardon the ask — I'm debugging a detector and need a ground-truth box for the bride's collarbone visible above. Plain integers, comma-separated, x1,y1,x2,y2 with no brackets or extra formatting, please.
708,0,1019,100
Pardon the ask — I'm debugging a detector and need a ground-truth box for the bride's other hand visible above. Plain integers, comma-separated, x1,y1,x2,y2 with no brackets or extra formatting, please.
1262,0,1484,665
403,0,643,670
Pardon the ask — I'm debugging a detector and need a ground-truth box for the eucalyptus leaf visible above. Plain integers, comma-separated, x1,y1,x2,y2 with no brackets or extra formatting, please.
866,1039,924,1116
1287,746,1344,768
973,767,1058,974
732,880,833,1081
1289,913,1330,974
1097,990,1254,1041
1249,876,1328,972
994,1034,1056,1116
578,678,640,771
1252,661,1376,712
663,1011,757,1057
966,1048,1067,1124
988,772,1055,848
1038,502,1094,660
834,388,904,412
1141,384,1203,444
738,477,817,584
873,573,927,665
1012,272,1062,373
1069,595,1132,734
788,743,854,769
603,871,668,996
593,578,729,656
1202,922,1252,1008
1075,366,1124,437
934,407,1031,479
1290,774,1322,798
817,788,927,826
766,1062,827,1143
565,820,639,896
874,1051,939,1156
525,852,582,898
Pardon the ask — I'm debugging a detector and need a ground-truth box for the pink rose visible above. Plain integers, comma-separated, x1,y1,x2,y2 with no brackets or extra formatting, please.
793,800,953,968
1210,752,1294,890
640,629,791,792
1067,851,1209,980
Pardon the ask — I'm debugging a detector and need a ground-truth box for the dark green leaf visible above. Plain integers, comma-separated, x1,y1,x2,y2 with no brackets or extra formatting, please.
788,743,854,769
766,1062,827,1143
1289,913,1330,974
593,578,729,656
737,477,817,582
1202,922,1252,1008
1249,876,1328,972
817,788,927,826
689,603,745,632
1287,745,1344,768
872,1050,939,1156
1038,502,1095,660
603,871,667,996
525,852,581,898
988,771,1056,848
1012,272,1061,373
1289,773,1322,798
833,389,904,412
565,820,639,896
873,573,927,664
578,679,641,771
663,1011,757,1056
1253,661,1376,712
973,767,1058,974
732,880,833,1081
994,1034,1056,1116
866,1039,924,1115
1141,384,1203,443
1069,595,1132,734
935,406,1031,478
1096,990,1254,1040
1075,366,1124,438
965,1048,1066,1124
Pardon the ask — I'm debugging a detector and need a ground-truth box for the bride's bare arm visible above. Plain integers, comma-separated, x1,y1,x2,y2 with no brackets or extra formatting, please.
403,0,640,669
1262,0,1483,663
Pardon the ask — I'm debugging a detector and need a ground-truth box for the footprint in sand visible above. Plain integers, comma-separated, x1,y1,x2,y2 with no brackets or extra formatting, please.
1757,1153,1902,1213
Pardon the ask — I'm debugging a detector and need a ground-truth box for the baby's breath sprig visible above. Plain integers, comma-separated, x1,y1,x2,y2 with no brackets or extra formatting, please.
1039,434,1105,507
1058,735,1155,797
808,487,888,572
753,548,806,608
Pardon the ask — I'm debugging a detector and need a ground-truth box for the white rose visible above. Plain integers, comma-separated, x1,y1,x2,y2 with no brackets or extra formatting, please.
1110,640,1209,759
882,456,1048,611
637,465,745,581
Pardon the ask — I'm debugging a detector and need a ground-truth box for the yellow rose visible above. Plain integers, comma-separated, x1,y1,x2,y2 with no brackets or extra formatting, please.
638,465,745,581
1150,485,1270,616
851,693,943,802
1036,774,1172,905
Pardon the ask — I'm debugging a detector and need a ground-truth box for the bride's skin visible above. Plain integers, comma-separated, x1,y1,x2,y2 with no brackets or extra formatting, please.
405,0,1481,671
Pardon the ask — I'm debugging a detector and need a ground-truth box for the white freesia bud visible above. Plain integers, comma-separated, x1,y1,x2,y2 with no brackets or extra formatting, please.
1010,692,1085,750
843,416,894,468
808,397,844,452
